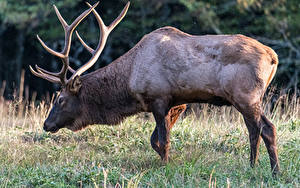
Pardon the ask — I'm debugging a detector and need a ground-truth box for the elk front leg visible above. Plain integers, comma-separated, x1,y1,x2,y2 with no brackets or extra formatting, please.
151,103,186,162
151,100,170,162
150,127,161,157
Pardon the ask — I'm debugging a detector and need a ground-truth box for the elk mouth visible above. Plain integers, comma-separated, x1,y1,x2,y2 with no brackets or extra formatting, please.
48,127,59,133
44,125,60,133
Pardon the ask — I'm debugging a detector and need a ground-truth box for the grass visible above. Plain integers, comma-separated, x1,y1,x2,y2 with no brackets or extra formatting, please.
0,93,299,187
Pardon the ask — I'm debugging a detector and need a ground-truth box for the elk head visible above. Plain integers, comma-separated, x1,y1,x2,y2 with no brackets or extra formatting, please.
30,2,130,133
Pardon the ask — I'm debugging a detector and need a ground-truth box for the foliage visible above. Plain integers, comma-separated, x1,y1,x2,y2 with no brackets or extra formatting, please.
0,0,299,98
0,0,80,31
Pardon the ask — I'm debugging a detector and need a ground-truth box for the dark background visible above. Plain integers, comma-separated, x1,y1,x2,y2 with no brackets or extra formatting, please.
0,0,299,100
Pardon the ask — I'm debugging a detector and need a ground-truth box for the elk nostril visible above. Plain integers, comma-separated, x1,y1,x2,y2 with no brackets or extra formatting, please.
44,121,54,131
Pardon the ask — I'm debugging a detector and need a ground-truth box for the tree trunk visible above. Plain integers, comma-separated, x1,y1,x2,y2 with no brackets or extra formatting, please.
14,31,25,90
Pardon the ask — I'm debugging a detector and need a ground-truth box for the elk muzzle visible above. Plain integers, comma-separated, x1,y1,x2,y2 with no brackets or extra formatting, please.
43,120,60,133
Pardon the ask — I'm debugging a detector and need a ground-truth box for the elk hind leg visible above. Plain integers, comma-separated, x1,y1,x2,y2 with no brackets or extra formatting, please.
240,103,279,176
260,114,280,176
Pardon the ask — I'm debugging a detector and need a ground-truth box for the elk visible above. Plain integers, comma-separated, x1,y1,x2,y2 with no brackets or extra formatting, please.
30,2,280,175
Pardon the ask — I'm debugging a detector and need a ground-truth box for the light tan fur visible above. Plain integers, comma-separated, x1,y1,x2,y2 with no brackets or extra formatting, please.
128,26,278,108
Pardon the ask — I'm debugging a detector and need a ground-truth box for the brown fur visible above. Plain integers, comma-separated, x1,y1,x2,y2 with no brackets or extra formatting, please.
75,58,142,128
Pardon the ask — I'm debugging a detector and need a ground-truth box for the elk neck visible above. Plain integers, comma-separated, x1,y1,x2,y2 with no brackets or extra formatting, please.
77,55,143,126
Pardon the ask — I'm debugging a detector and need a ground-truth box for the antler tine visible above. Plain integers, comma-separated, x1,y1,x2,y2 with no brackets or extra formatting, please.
107,2,130,32
68,66,75,73
85,2,107,33
29,65,61,84
53,5,68,30
35,64,75,75
36,35,65,58
75,30,94,54
70,2,130,80
35,64,59,77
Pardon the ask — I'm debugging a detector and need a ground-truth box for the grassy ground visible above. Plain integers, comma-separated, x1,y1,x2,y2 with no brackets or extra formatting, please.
0,95,299,187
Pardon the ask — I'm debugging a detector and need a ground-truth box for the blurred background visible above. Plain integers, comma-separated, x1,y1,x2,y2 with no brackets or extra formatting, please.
0,0,299,101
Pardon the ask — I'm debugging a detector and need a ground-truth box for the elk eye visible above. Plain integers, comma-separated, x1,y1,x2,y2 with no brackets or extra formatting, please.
57,97,64,104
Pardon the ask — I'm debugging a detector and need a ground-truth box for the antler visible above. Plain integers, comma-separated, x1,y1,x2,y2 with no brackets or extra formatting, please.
30,2,99,85
72,2,130,80
30,1,130,86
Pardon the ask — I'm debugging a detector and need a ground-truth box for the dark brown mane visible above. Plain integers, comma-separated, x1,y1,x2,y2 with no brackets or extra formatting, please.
78,62,141,127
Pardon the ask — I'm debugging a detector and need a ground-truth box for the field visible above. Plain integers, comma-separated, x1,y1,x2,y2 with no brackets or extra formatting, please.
0,94,299,187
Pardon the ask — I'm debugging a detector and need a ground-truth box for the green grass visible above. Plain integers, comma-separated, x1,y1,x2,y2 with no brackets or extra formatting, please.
0,96,299,187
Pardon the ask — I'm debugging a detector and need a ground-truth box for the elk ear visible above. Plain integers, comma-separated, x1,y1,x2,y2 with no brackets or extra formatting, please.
68,76,82,94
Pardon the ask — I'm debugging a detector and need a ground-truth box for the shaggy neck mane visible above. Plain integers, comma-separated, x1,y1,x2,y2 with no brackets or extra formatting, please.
74,55,141,129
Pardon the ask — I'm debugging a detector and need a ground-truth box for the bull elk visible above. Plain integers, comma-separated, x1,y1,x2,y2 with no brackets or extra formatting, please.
30,2,280,175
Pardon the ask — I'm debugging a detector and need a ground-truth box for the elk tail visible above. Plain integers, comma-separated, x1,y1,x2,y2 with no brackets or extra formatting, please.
267,48,278,65
264,48,278,90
